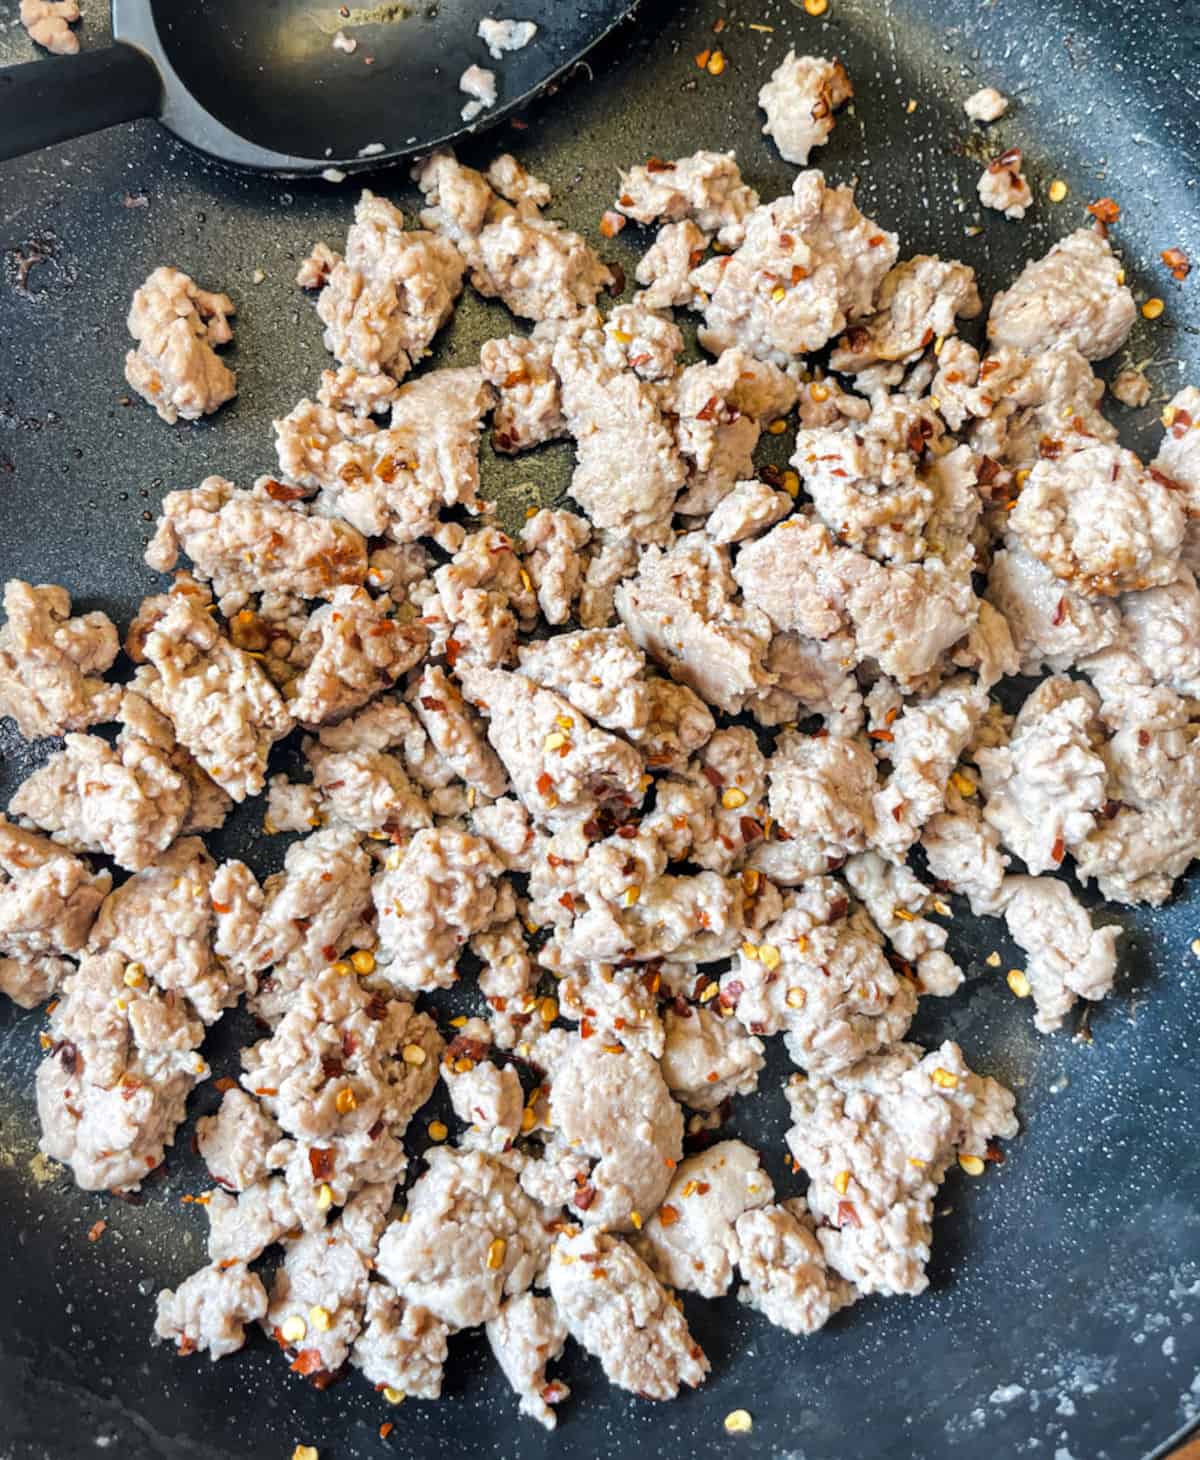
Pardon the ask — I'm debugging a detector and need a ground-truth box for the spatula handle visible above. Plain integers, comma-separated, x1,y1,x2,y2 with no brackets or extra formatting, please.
0,43,161,163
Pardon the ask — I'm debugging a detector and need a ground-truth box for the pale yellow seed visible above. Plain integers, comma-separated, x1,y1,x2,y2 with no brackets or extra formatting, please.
1047,178,1069,203
544,731,568,752
1143,297,1165,320
758,944,781,972
330,959,352,977
905,97,917,114
1162,406,1178,429
932,899,952,917
335,1086,357,1115
1007,968,1032,999
771,285,787,303
803,0,828,12
540,997,559,1025
767,418,788,435
486,1237,507,1271
741,942,760,961
316,1183,334,1211
933,335,946,357
1191,938,1200,958
630,1211,642,1230
350,950,375,975
721,787,748,810
402,1044,427,1066
809,381,830,403
454,1057,475,1074
782,469,801,497
384,848,403,871
785,985,806,1010
122,962,145,989
908,1157,927,1169
610,328,632,344
521,1107,536,1133
893,908,915,922
724,1408,754,1435
555,714,575,732
427,1119,448,1142
699,983,719,1004
281,1315,307,1344
308,1305,332,1332
382,1387,405,1405
706,48,725,75
293,1447,319,1460
950,771,976,797
932,1067,959,1090
1116,268,1126,285
623,886,641,907
985,951,1002,968
450,1014,468,1028
959,1153,986,1176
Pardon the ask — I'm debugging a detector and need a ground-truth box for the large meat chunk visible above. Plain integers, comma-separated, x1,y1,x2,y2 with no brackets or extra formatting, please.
375,1147,556,1329
239,968,441,1226
1114,572,1200,698
0,817,109,1009
0,581,121,740
733,516,851,640
547,1229,710,1400
543,1032,683,1229
35,951,207,1191
517,628,650,733
616,533,774,714
987,228,1136,360
20,0,80,53
422,525,538,669
659,1005,765,1111
88,838,242,1023
145,476,368,612
921,788,1010,917
844,852,963,997
634,1141,773,1298
154,1263,267,1359
486,1293,570,1430
265,1219,371,1374
689,171,898,365
1001,875,1120,1032
986,545,1121,674
785,1040,1018,1295
205,1177,298,1265
764,730,877,880
758,53,852,166
614,149,758,248
10,732,189,874
352,1284,449,1399
131,590,293,801
458,665,645,830
372,826,504,991
306,190,465,382
519,509,591,625
734,1198,857,1335
412,664,508,798
196,1088,284,1193
480,334,566,452
830,256,981,379
124,266,237,424
635,220,709,311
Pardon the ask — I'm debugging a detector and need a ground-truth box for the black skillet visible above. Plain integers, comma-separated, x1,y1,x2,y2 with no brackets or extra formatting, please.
1,0,1200,1457
0,0,634,172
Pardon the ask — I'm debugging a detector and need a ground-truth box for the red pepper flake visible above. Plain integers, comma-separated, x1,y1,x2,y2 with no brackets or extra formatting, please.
321,943,339,962
54,1039,78,1075
694,48,711,68
712,14,726,30
1038,436,1064,460
658,1203,681,1226
573,1183,597,1211
599,210,626,238
177,1336,197,1356
558,891,576,914
701,765,724,789
607,261,627,294
289,1348,326,1376
380,1422,394,1439
836,1200,861,1229
420,696,445,711
1150,466,1186,492
868,729,894,742
739,816,763,844
87,1219,107,1242
262,478,311,502
645,156,674,173
1137,729,1151,748
1087,197,1121,225
445,637,462,667
309,1147,336,1180
988,147,1022,174
536,771,554,797
320,1054,344,1082
1162,247,1191,282
1051,597,1067,627
695,394,721,422
1051,835,1065,864
211,900,231,915
253,1086,278,1097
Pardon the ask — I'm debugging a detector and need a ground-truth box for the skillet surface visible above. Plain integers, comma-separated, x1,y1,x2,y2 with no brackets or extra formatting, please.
1,1,1199,1457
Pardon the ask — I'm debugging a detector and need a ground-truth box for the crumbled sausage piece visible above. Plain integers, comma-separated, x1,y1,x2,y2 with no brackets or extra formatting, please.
20,0,80,53
707,481,793,544
411,664,508,798
265,1219,371,1373
517,628,650,732
763,730,877,881
478,16,538,59
352,1285,449,1399
758,53,853,166
785,1040,1018,1295
480,335,567,452
518,509,591,625
317,364,401,418
635,220,709,311
977,150,1033,220
145,476,368,614
422,525,538,669
844,852,963,997
734,1198,857,1334
988,227,1136,360
829,256,980,378
635,1141,774,1298
1001,875,1120,1031
36,951,207,1191
547,1229,710,1399
987,545,1121,674
963,87,1009,122
0,816,109,1009
660,1004,764,1111
0,580,121,740
205,1177,298,1265
486,1293,569,1430
920,788,1010,917
124,267,236,424
442,1050,523,1152
155,1262,267,1360
614,150,759,248
459,63,497,121
196,1088,284,1193
289,587,428,728
689,171,898,366
1111,367,1151,409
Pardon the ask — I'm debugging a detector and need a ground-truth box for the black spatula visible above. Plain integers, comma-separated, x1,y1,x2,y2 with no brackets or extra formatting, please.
0,0,634,173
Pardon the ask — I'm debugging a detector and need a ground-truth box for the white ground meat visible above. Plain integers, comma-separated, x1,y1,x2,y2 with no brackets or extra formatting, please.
154,1262,267,1359
977,149,1033,220
689,170,898,366
707,480,793,543
519,510,592,625
376,1146,556,1329
460,64,497,121
987,227,1136,360
0,580,121,740
481,336,567,452
1002,875,1120,1032
443,1051,523,1152
987,544,1121,673
734,1198,857,1335
265,1218,371,1373
196,1088,284,1192
20,0,80,53
289,586,428,727
758,53,853,166
145,475,368,613
486,1292,569,1430
125,266,237,424
205,1177,298,1265
764,730,878,879
634,1140,773,1297
920,788,1010,916
352,1283,449,1398
423,524,538,669
517,628,649,732
964,86,1009,122
547,1229,710,1399
635,220,709,311
615,150,758,248
131,590,293,801
36,950,207,1191
0,816,109,1009
660,1004,765,1111
478,16,538,58
844,852,962,997
785,1040,1018,1295
412,664,508,797
829,256,980,378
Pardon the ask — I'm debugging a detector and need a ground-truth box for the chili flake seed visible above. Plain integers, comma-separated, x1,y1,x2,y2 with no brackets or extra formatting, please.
486,1237,507,1270
335,1086,357,1115
724,1409,754,1435
427,1119,448,1143
803,0,828,12
281,1315,307,1344
544,730,568,752
1007,969,1032,999
721,786,748,809
623,885,641,907
316,1182,335,1211
309,1305,332,1331
741,941,760,960
909,1156,927,1169
699,982,719,1003
959,1153,986,1176
758,944,781,972
521,1106,536,1132
330,959,352,977
767,417,789,435
630,1210,643,1229
706,49,726,76
833,1169,851,1195
1047,178,1069,203
454,1057,476,1073
770,284,787,303
1142,297,1165,320
931,1067,959,1090
38,1032,52,1050
893,907,915,922
123,961,146,988
785,985,806,1010
402,1044,428,1066
540,997,559,1025
1191,938,1200,958
384,848,403,871
350,950,375,975
293,1447,319,1460
382,1387,405,1405
950,771,976,796
985,951,1002,968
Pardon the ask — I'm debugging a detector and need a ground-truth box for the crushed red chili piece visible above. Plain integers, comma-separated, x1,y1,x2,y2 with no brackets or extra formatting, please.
262,477,311,501
309,1147,336,1180
87,1219,107,1242
1162,247,1191,281
837,1200,861,1229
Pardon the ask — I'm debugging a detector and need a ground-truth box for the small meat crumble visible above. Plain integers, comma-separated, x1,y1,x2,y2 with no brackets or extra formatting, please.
2,35,1192,1435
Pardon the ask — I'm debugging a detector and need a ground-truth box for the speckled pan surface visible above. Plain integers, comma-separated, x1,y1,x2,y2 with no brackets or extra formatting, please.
1,1,1199,1457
